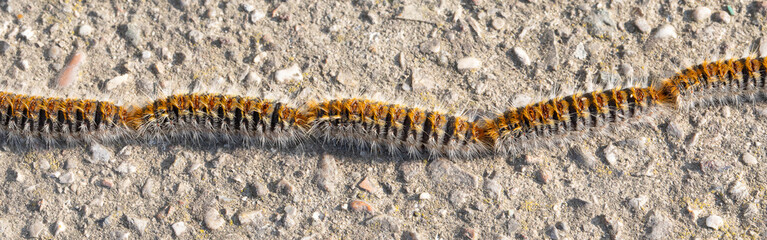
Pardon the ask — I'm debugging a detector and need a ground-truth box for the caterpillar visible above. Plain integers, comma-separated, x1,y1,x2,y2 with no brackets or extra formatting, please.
304,99,489,158
482,86,677,154
0,92,130,146
3,57,764,158
660,57,767,108
126,93,311,145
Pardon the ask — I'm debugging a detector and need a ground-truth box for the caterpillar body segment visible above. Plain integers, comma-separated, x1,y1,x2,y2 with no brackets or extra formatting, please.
305,98,490,158
484,87,671,154
661,57,767,108
0,92,130,146
126,94,310,146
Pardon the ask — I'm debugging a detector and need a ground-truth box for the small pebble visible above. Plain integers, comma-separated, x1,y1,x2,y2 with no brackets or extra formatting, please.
91,143,113,163
311,211,324,223
28,221,45,238
619,63,634,77
410,68,435,91
349,200,374,213
315,155,337,192
571,145,597,169
151,63,165,75
462,227,479,240
250,10,266,23
204,208,225,230
419,192,432,200
729,180,750,202
573,42,588,60
633,18,652,33
456,57,482,71
537,169,551,184
653,24,677,40
712,11,731,23
277,178,294,195
142,178,156,198
483,179,503,199
11,168,25,182
59,171,76,184
252,181,268,197
274,64,303,83
685,131,700,147
78,24,93,36
603,144,618,165
141,50,152,60
420,39,440,54
238,210,263,225
188,30,204,44
646,212,672,240
512,47,531,66
358,176,378,194
171,222,186,237
666,121,684,140
20,28,34,41
106,74,133,91
283,206,297,228
18,60,28,70
241,3,255,12
54,221,66,236
37,159,51,171
364,11,380,24
123,24,141,45
116,162,137,175
692,7,712,22
491,18,506,30
742,152,758,166
629,195,648,210
100,178,114,189
705,215,723,230
128,216,149,234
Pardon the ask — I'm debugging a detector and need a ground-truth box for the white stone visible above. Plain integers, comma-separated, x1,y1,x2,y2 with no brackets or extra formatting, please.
106,74,133,91
512,47,531,66
705,215,723,229
128,216,149,234
274,64,303,83
237,210,262,225
250,11,266,23
78,25,94,36
742,152,758,166
54,221,66,235
171,222,187,236
204,208,225,230
456,57,482,71
653,24,677,40
693,7,712,22
59,171,76,184
419,192,432,200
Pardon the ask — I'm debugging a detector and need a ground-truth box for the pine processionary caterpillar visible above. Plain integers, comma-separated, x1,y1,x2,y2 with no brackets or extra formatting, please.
4,57,766,158
0,92,130,146
482,86,676,154
127,94,311,145
660,57,767,108
304,99,488,158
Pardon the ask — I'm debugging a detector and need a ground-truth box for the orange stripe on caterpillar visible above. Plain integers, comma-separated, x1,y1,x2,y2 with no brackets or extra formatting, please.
304,98,490,158
127,93,310,145
0,92,129,145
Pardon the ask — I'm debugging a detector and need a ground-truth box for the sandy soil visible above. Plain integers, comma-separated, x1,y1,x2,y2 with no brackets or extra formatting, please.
0,0,766,239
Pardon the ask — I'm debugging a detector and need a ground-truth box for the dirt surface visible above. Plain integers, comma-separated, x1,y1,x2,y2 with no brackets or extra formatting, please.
0,0,766,239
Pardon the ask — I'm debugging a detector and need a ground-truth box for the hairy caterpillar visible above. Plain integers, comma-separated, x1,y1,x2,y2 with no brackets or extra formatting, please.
660,57,767,108
0,92,130,146
127,94,311,145
482,86,677,154
304,99,489,158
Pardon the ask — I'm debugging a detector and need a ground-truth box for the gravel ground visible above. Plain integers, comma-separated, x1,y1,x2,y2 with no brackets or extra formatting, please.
0,0,766,239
